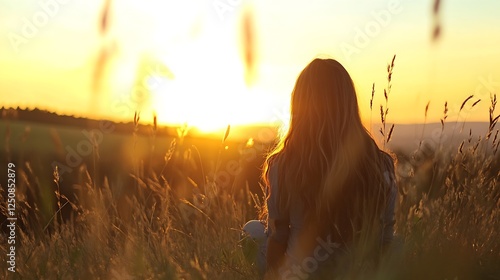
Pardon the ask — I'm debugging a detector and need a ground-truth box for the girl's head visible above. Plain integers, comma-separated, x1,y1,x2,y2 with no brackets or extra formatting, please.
288,58,363,149
264,58,391,241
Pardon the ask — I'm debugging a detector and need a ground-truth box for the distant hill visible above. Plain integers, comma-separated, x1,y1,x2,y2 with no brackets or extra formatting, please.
376,122,493,153
1,107,177,136
0,107,278,142
1,107,494,151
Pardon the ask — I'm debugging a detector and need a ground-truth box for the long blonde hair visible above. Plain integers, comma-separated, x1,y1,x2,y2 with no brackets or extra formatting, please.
264,58,393,243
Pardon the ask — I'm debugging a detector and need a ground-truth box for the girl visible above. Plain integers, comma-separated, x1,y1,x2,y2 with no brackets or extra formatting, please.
243,58,397,279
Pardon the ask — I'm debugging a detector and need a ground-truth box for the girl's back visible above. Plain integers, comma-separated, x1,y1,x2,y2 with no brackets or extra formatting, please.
262,58,398,278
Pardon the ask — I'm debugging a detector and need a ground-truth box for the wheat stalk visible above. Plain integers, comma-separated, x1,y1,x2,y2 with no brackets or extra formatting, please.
379,55,396,149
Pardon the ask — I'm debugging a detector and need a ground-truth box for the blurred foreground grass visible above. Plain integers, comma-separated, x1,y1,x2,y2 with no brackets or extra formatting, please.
0,118,499,280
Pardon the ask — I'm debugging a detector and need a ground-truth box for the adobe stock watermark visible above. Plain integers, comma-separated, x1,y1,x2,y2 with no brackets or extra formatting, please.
340,0,403,62
280,235,341,280
474,74,499,104
214,105,288,189
212,0,243,21
6,163,17,273
110,61,172,119
51,60,171,181
51,123,115,181
399,74,500,178
443,74,499,120
8,0,72,53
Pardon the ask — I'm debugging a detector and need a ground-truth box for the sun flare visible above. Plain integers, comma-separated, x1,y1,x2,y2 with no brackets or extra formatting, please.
142,7,284,133
152,76,281,132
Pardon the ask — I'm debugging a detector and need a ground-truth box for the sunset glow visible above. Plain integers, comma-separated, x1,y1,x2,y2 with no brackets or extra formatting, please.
1,0,499,132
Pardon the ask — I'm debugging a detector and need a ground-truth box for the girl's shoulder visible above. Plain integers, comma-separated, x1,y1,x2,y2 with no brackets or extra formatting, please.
379,150,395,171
379,150,396,189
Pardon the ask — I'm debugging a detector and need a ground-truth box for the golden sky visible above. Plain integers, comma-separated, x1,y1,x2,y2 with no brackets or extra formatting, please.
0,0,499,131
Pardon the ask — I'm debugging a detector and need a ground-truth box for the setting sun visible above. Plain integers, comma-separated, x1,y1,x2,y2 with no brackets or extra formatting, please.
145,53,282,132
109,0,279,132
2,0,499,129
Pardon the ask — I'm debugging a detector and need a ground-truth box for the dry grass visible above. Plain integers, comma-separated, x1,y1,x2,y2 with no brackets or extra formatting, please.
388,94,500,280
392,138,500,279
1,116,498,279
1,57,499,279
377,55,396,149
0,158,259,279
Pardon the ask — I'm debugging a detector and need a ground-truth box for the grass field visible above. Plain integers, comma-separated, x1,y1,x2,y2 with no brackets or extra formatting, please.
0,109,499,279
